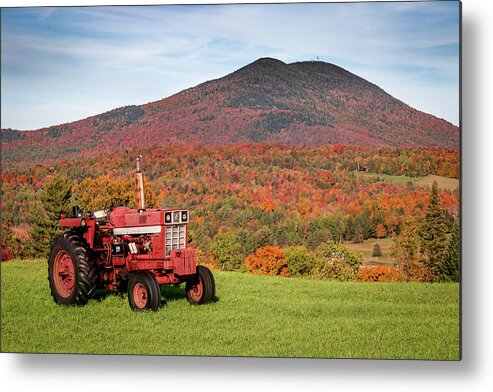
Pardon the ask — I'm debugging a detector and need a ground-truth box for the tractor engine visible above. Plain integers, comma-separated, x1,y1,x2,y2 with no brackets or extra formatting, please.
109,207,189,258
91,206,197,287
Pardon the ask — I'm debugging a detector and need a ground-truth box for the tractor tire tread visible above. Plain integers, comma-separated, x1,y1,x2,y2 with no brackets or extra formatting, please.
204,267,216,300
127,271,161,312
186,265,215,305
48,231,98,306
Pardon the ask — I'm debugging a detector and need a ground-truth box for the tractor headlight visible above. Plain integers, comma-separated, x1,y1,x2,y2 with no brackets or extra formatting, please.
181,211,188,222
165,212,172,223
80,218,87,227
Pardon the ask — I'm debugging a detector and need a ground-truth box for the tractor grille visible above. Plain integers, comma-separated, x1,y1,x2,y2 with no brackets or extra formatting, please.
165,224,186,257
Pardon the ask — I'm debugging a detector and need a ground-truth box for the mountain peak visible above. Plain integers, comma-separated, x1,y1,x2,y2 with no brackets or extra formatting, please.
252,57,286,66
231,57,287,77
2,58,459,165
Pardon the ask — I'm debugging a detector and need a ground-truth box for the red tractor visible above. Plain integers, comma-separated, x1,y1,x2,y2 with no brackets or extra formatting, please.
48,156,215,311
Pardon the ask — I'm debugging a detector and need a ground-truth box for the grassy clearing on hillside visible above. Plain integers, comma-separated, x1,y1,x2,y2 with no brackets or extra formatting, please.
357,171,416,186
415,175,459,192
346,238,396,266
1,259,459,360
357,172,459,191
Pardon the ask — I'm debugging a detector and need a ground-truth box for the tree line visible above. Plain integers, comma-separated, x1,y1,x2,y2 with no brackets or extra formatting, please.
2,169,459,283
1,144,459,283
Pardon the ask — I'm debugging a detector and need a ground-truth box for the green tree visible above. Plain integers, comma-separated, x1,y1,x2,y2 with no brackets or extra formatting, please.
210,232,244,271
43,176,73,222
284,246,322,277
255,226,273,249
272,217,304,248
25,176,73,258
306,221,332,249
372,243,382,257
188,226,212,255
420,181,449,281
242,225,274,255
25,203,52,258
440,218,460,282
314,241,363,281
350,211,371,243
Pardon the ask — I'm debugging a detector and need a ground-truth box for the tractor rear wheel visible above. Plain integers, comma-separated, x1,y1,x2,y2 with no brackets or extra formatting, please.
48,231,98,305
186,265,215,305
203,266,216,300
128,271,161,311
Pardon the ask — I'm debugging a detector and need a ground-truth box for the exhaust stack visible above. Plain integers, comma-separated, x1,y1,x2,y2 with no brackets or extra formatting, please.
135,155,145,211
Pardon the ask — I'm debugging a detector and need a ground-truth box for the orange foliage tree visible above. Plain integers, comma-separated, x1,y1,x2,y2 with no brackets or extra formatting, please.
244,246,290,276
393,216,432,282
357,266,401,282
375,223,386,238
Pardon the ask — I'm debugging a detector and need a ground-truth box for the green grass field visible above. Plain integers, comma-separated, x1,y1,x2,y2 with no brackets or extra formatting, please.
1,259,460,359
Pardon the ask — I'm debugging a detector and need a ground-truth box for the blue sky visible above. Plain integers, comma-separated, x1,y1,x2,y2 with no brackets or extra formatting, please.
1,1,460,130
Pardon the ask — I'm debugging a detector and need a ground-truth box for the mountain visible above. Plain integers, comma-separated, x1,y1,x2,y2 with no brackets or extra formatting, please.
1,58,459,165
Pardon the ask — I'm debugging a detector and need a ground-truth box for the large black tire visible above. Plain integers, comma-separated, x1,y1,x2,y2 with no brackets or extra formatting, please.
186,266,215,305
48,231,98,305
203,266,216,301
128,271,161,311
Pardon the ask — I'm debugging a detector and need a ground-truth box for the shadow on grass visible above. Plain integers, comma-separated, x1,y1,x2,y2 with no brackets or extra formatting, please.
160,284,220,306
92,289,120,302
91,285,219,307
160,284,186,302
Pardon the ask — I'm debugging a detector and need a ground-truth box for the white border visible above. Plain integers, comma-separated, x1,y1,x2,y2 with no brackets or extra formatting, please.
1,1,492,391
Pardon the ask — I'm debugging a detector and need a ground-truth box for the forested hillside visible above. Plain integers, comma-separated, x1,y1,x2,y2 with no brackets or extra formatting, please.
1,58,459,167
2,144,459,279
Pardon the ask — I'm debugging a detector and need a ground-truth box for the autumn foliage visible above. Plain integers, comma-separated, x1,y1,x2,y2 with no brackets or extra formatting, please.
1,58,460,287
245,246,290,277
1,144,459,243
2,58,459,170
357,266,401,282
1,142,459,285
1,228,17,261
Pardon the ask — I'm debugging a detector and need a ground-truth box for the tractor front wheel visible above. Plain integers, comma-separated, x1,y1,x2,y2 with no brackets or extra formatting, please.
48,232,98,305
186,265,215,305
128,271,161,311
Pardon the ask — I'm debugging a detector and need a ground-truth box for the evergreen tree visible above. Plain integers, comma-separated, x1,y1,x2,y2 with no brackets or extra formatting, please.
26,203,52,258
372,243,382,257
43,176,73,222
255,226,273,249
420,181,449,282
26,176,73,258
440,218,460,282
